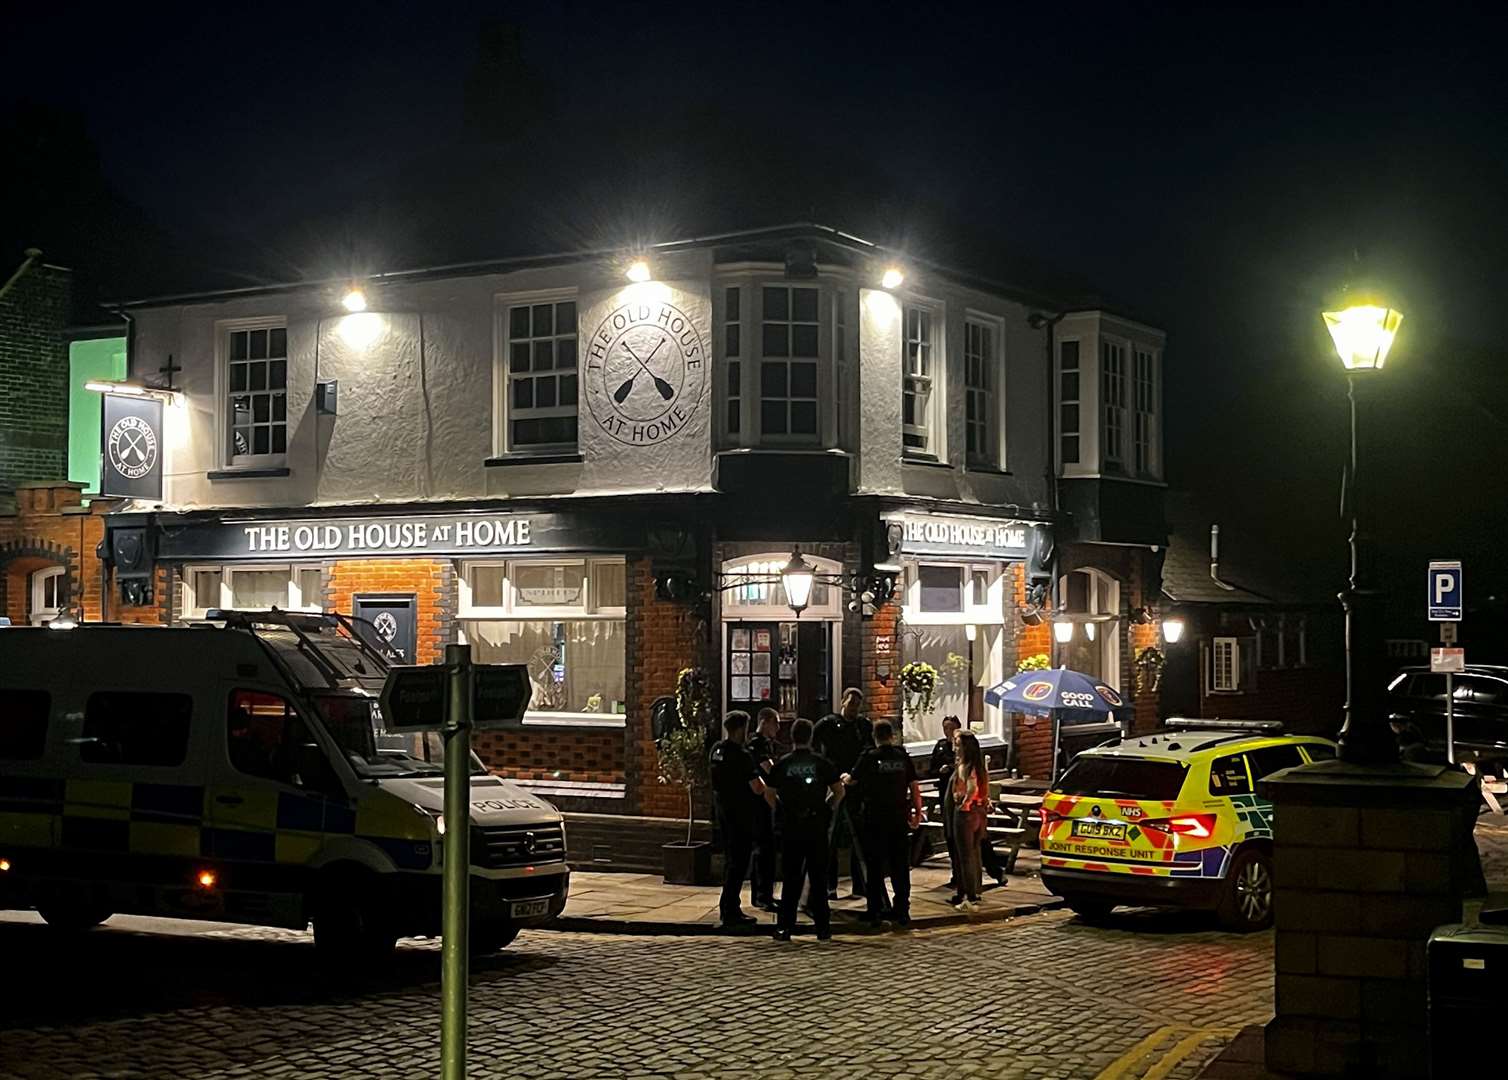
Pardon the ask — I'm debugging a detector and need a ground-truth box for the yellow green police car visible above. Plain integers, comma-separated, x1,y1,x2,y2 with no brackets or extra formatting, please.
1039,721,1335,930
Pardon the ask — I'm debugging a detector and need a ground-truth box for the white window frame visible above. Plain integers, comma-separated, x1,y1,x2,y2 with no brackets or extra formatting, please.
717,283,745,446
30,566,65,625
456,557,627,727
1212,636,1241,692
720,552,844,620
1058,338,1082,468
493,288,579,455
183,564,323,620
963,313,1004,469
1133,345,1159,478
900,560,1005,627
756,281,827,446
1101,337,1128,469
216,316,289,471
901,299,943,458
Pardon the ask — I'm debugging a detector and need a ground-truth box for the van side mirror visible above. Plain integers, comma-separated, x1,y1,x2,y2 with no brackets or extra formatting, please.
295,742,345,797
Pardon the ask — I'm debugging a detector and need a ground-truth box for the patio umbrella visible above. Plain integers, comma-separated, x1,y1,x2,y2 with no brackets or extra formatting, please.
985,667,1131,781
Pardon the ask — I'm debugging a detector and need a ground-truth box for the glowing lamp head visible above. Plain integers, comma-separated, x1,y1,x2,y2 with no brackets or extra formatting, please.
1084,621,1097,642
196,869,218,889
965,623,977,642
342,287,368,313
881,267,905,290
1323,304,1402,372
626,259,652,283
1053,618,1075,644
0,858,11,872
780,548,816,616
1162,616,1186,645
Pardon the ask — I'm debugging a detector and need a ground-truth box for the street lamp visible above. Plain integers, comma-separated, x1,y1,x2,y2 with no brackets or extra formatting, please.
1325,301,1403,762
780,548,816,616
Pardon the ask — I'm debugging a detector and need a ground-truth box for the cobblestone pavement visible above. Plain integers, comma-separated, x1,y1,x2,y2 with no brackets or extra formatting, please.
0,907,1271,1080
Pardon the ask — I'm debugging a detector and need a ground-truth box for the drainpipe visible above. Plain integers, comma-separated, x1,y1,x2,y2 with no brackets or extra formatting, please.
0,248,43,303
1210,524,1236,591
1029,310,1068,664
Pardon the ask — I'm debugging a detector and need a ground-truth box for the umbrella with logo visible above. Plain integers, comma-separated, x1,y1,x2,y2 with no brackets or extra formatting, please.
985,667,1130,780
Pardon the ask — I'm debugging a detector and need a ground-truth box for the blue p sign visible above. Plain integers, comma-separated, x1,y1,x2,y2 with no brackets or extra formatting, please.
1428,561,1462,622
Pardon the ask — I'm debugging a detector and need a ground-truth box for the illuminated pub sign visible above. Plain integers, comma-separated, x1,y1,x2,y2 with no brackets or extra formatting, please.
890,511,1035,560
154,511,635,561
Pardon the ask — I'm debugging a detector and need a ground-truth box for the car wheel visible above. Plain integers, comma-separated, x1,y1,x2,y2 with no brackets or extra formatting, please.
1220,848,1274,931
313,876,398,964
37,902,112,931
1062,895,1116,923
469,923,520,956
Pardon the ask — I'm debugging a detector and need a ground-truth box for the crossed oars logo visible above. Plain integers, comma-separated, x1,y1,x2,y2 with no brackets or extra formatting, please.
612,337,674,405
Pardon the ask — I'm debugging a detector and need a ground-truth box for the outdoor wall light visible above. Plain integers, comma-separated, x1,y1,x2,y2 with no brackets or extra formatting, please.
1053,618,1075,643
342,286,368,313
626,259,652,283
1084,621,1097,642
780,548,816,616
1162,616,1186,644
965,623,977,642
881,266,905,290
83,380,183,407
1323,304,1403,372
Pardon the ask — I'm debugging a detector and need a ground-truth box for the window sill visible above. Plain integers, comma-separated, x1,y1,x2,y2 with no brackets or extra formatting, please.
207,467,291,480
901,456,953,471
963,463,1012,477
485,452,584,467
521,714,626,730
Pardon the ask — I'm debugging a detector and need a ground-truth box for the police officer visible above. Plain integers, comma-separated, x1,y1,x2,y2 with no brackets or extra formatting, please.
708,711,768,928
746,707,782,911
847,720,922,926
813,688,872,899
767,717,845,941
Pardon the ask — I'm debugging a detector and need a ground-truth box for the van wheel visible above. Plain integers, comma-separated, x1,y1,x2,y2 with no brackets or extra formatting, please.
313,878,397,963
1219,848,1274,931
1062,895,1116,924
469,923,520,956
37,903,112,931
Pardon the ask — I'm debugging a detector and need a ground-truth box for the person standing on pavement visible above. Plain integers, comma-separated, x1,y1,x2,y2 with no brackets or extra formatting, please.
746,707,782,911
708,711,770,928
847,720,922,926
931,715,962,890
813,688,872,900
949,730,992,910
768,717,845,941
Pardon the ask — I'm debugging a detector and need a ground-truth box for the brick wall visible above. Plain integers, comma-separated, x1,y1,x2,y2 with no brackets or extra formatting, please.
0,265,71,495
1010,562,1057,778
0,482,131,625
860,600,901,729
1202,665,1343,736
326,558,454,664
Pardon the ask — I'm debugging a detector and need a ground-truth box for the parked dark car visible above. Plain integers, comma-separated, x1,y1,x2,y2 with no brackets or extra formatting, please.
1387,665,1508,768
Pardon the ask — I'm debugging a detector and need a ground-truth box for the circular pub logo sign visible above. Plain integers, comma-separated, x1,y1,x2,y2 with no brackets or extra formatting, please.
1022,681,1054,703
107,415,158,481
584,300,705,446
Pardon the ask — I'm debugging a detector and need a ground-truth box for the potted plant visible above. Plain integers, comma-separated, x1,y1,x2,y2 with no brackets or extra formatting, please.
899,660,939,718
657,667,714,885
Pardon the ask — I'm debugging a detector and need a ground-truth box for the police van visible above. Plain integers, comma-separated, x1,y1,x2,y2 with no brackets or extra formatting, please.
0,611,569,958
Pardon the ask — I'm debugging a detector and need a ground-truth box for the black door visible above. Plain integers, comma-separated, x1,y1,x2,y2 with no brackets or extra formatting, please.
797,621,831,720
353,594,417,663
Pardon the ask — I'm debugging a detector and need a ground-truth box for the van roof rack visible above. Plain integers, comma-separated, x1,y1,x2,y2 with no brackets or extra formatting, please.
1164,718,1284,734
205,608,396,687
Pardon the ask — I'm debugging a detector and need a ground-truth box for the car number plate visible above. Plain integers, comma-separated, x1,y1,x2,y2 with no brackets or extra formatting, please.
509,898,550,919
1072,819,1127,841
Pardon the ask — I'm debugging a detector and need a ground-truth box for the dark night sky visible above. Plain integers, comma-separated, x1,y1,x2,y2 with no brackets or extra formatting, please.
5,1,1507,630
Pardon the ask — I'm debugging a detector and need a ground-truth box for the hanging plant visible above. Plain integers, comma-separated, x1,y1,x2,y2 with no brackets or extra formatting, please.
675,667,713,731
898,660,939,717
1016,652,1051,673
1135,646,1166,695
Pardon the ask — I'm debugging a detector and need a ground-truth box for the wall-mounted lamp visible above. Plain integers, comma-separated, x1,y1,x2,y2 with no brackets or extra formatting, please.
965,623,977,642
1084,621,1097,642
626,259,652,283
1053,618,1075,644
881,267,905,290
342,286,368,313
1162,616,1186,645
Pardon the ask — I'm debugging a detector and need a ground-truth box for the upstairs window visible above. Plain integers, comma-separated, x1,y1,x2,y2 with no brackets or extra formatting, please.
759,285,821,441
227,325,288,465
1102,340,1127,468
1059,340,1080,465
964,318,999,467
902,304,938,456
503,295,578,451
723,286,743,440
1133,347,1158,477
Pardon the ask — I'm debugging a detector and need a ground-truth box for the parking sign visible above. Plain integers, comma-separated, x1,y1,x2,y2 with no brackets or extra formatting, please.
1428,560,1462,621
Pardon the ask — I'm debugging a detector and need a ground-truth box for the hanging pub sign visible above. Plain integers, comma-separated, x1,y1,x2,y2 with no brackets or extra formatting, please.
100,393,164,500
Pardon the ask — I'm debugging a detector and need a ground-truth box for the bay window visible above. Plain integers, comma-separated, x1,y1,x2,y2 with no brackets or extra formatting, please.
458,558,626,726
1101,339,1127,470
759,284,821,441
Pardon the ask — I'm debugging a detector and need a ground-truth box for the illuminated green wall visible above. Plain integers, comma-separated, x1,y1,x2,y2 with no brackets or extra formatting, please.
68,337,127,493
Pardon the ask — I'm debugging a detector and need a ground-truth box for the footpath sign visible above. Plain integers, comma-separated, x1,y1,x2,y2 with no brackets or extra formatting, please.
378,648,530,1080
1428,561,1463,621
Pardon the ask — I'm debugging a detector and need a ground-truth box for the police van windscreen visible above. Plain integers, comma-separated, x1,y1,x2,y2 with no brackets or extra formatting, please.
1053,756,1188,800
315,695,486,779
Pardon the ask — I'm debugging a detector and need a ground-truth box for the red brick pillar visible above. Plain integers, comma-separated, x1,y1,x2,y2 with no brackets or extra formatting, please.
1010,562,1056,779
860,601,901,731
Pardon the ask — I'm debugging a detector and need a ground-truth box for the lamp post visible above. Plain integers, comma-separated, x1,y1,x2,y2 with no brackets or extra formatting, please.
1323,303,1404,763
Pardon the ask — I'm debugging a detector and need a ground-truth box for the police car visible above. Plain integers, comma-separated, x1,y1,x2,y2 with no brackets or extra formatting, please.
1038,721,1335,931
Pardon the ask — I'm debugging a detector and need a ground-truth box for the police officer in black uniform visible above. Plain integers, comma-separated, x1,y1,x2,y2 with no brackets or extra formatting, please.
813,688,872,899
708,711,769,928
745,707,782,911
767,717,845,941
848,720,922,925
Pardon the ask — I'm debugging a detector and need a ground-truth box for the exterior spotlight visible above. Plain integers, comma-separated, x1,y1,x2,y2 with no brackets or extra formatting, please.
342,287,368,313
1053,618,1075,644
780,548,816,616
626,259,652,283
1162,617,1186,645
881,267,905,290
1323,304,1402,372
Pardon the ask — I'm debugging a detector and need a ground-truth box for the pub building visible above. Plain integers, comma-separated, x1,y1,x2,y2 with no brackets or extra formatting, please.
75,223,1169,866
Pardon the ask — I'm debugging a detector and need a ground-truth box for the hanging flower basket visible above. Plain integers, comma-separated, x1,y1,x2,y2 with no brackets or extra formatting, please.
1135,645,1166,695
1016,652,1050,674
899,660,939,717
